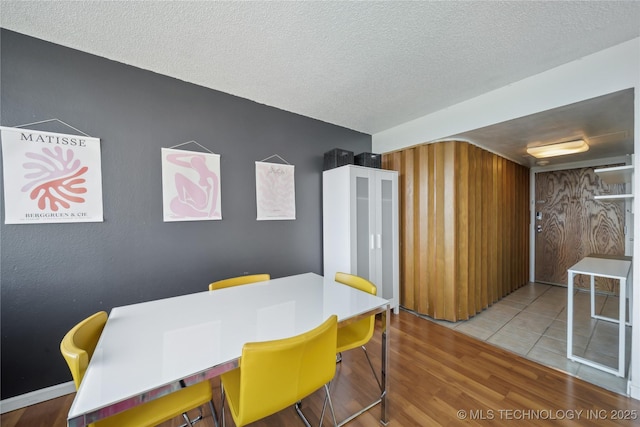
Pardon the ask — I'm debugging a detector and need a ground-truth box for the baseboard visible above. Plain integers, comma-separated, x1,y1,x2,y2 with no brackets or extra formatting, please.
630,380,640,401
0,382,75,414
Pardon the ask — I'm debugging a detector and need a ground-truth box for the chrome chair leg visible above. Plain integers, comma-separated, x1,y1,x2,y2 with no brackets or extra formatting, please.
295,383,337,427
324,345,383,426
181,412,192,426
178,407,202,427
209,400,220,427
179,400,221,427
294,400,312,427
361,345,382,391
176,399,219,427
220,384,226,427
318,383,338,427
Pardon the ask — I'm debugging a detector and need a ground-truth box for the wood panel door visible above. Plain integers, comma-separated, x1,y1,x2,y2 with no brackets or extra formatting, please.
534,167,626,292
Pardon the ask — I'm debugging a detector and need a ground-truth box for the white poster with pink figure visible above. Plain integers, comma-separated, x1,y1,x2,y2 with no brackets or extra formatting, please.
255,161,295,220
0,127,103,224
161,148,222,222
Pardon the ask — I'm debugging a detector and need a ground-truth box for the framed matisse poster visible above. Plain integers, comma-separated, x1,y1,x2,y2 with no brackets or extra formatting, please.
255,161,295,220
0,126,103,224
161,148,222,222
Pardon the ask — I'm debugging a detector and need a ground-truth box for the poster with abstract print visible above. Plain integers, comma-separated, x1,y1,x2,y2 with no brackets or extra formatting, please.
255,161,295,220
161,148,222,222
0,126,103,224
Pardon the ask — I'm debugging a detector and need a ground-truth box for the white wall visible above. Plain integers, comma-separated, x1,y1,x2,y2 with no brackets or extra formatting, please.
632,39,640,400
373,37,640,399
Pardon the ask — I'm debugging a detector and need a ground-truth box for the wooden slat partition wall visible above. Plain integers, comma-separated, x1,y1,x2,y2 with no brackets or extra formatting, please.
382,141,529,321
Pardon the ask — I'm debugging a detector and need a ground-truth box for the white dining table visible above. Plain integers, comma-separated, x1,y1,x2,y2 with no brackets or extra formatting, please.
67,272,390,426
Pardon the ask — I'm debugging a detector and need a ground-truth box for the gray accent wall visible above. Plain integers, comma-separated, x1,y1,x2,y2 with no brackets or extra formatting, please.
0,29,371,399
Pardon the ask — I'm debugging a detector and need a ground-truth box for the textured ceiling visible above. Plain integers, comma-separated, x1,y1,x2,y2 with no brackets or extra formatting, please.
1,1,639,165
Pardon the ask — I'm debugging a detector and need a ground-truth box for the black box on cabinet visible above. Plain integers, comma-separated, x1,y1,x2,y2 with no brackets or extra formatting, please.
355,152,381,168
323,148,354,170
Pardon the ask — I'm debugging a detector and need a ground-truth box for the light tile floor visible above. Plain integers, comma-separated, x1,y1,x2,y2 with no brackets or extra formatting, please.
420,282,631,396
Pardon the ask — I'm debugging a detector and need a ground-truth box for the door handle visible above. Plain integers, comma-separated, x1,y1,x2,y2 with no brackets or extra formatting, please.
536,225,542,233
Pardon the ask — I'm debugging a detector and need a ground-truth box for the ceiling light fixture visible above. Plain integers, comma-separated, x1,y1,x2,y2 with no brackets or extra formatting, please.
526,139,589,159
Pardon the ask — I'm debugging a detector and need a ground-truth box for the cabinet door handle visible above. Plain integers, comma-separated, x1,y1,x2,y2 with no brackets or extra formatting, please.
377,234,382,249
370,234,375,250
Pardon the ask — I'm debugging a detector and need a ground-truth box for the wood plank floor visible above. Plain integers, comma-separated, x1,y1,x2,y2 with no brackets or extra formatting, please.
4,310,640,426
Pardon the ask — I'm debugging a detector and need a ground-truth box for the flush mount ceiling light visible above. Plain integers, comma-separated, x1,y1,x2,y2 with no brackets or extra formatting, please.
526,139,589,159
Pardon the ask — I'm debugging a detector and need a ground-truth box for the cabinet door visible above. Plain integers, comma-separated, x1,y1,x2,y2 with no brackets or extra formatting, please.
353,169,374,280
375,171,398,304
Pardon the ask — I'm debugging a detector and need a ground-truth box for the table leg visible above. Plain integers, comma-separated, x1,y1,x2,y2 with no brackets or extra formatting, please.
567,271,574,360
380,305,389,425
629,271,633,326
67,416,85,427
618,278,626,376
590,274,596,319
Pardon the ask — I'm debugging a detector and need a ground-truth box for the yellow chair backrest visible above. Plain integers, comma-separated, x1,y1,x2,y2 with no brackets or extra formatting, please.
209,274,270,291
334,272,377,352
60,311,108,390
222,315,337,426
61,311,215,427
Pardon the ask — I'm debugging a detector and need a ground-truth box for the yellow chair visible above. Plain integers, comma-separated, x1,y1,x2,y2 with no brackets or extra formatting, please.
60,311,217,427
209,274,270,291
220,315,338,427
332,272,382,425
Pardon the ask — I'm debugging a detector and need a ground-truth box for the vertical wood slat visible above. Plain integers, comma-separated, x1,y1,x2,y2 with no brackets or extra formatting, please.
417,145,430,314
471,145,479,311
384,152,414,308
487,152,497,307
496,156,503,300
466,143,476,317
443,142,456,320
383,141,529,321
456,142,469,320
434,143,446,318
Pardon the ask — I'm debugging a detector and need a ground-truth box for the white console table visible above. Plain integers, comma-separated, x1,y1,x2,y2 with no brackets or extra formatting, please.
567,255,632,377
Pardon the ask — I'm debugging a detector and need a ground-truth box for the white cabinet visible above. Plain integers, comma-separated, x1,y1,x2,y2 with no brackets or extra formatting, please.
323,165,399,313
